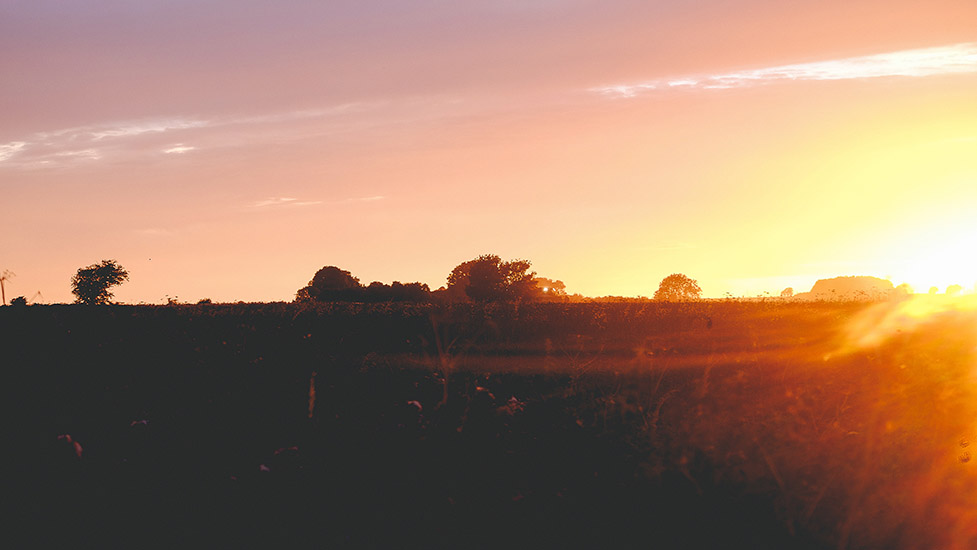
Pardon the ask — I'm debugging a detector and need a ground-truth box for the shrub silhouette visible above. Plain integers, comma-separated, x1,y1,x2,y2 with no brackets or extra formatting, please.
296,266,362,302
534,277,568,301
446,254,537,303
654,273,702,301
70,260,129,305
296,266,431,303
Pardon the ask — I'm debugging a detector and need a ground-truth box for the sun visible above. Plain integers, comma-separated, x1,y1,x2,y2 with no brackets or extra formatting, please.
894,231,977,295
858,177,977,297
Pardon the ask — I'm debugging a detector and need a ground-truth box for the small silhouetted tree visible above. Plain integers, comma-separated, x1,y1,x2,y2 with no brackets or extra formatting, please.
70,260,129,305
446,254,537,303
296,266,362,302
892,283,914,298
654,273,702,301
534,277,568,301
10,295,28,307
781,287,794,298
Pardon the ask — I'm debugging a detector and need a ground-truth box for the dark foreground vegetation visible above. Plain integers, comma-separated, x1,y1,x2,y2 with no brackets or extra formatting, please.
5,301,976,549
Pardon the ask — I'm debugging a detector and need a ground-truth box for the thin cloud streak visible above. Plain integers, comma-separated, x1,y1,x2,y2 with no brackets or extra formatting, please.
55,149,101,160
0,141,27,162
2,93,540,169
89,119,210,141
248,195,385,209
1,117,209,166
341,195,385,203
0,103,380,168
250,197,324,209
593,43,977,98
227,103,370,127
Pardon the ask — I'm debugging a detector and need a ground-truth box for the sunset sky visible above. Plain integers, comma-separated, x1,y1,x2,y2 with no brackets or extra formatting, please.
2,1,976,303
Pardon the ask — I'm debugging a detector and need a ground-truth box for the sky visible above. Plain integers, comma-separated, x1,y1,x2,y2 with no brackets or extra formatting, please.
2,0,977,303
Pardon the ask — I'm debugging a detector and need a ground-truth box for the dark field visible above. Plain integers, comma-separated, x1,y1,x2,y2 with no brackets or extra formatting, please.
5,300,977,549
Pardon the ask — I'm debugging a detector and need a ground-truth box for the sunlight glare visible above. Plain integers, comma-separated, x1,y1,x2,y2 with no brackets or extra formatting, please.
842,294,977,351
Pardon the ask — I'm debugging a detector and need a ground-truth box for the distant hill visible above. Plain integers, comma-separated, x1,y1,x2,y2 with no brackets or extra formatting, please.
794,276,899,301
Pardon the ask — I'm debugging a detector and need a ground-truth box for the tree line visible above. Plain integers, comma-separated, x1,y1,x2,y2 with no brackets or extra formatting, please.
294,254,570,305
294,254,700,305
4,255,703,306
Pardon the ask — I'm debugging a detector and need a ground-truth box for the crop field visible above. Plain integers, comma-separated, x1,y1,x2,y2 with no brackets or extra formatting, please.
5,300,977,549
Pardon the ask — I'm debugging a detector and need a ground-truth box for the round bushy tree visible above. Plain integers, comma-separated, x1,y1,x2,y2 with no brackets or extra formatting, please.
446,254,537,303
71,260,129,305
653,273,702,301
296,266,362,302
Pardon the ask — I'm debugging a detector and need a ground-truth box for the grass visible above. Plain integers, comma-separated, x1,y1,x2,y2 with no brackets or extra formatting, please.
4,299,976,548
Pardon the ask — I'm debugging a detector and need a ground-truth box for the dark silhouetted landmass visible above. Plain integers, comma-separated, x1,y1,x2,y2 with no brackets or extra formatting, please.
794,275,897,301
8,299,975,548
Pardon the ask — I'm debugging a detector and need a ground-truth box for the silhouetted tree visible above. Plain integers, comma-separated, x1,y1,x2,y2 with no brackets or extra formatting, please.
70,260,129,305
361,281,431,302
296,266,431,303
892,283,914,298
10,295,27,307
534,277,568,301
946,284,963,297
296,266,363,302
653,273,702,301
387,281,431,302
446,254,537,303
781,287,794,298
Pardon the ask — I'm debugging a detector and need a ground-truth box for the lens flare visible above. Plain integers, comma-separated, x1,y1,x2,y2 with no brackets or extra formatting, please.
843,294,977,350
837,294,977,548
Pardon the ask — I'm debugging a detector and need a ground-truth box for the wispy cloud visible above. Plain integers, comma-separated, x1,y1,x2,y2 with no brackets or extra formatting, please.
163,144,196,154
226,103,369,127
0,141,27,162
1,104,375,169
249,197,324,208
593,43,977,98
1,117,207,167
89,118,209,140
55,149,101,160
248,195,385,209
342,195,385,203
